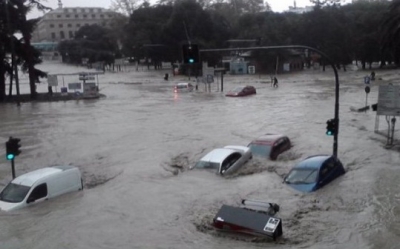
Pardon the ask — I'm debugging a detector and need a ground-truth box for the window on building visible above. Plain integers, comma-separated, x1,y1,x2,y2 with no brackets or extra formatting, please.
85,23,89,26
73,9,77,13
83,14,87,18
63,9,68,13
59,24,63,28
57,15,61,18
91,14,96,18
89,9,94,13
97,8,102,13
69,31,74,38
76,23,81,27
75,14,79,18
108,14,112,18
51,32,56,39
66,14,70,18
100,14,104,18
49,24,54,28
67,23,72,27
81,9,85,12
60,31,65,39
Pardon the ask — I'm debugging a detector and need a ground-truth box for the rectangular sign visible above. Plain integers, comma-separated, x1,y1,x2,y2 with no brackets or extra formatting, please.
68,83,82,90
377,85,400,116
47,75,58,87
202,67,215,83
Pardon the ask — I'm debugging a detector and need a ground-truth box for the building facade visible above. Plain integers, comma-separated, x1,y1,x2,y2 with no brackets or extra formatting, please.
32,1,118,43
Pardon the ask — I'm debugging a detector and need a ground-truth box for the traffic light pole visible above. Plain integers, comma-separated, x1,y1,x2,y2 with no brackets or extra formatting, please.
11,159,15,179
200,45,340,157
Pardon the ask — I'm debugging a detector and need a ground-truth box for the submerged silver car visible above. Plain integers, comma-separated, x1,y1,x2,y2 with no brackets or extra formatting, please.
191,145,252,175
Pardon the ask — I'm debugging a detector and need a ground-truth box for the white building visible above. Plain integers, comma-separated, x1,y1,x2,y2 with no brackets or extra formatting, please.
32,0,119,43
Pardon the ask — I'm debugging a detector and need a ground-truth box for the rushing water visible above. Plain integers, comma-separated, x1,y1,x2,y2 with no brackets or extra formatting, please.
0,63,399,249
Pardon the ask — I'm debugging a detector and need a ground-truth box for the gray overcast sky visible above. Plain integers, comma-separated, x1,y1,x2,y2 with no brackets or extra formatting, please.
29,0,353,18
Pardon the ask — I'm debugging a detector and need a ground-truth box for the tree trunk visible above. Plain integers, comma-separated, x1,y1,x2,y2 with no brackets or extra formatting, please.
0,62,5,102
22,34,37,100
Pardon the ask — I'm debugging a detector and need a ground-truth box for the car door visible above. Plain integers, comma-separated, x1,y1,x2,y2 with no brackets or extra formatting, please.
271,139,284,160
220,153,242,175
317,159,337,188
26,183,48,205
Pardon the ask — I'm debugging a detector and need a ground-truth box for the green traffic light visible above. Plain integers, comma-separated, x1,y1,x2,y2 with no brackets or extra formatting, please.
6,154,15,160
189,58,194,63
326,131,333,136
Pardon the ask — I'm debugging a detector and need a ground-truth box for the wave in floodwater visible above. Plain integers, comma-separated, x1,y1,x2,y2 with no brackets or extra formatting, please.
161,149,303,178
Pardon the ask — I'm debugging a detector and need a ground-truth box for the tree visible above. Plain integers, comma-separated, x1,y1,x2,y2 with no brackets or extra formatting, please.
381,0,400,65
58,24,119,66
111,0,148,15
0,0,49,101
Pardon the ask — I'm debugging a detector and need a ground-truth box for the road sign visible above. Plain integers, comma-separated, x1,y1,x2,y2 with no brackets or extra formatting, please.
248,66,255,74
365,86,370,94
377,84,400,116
364,76,371,84
47,75,58,87
202,67,215,83
68,83,82,90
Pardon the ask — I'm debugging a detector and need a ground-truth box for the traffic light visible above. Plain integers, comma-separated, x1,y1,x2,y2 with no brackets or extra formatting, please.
5,137,21,160
326,119,336,136
182,44,199,64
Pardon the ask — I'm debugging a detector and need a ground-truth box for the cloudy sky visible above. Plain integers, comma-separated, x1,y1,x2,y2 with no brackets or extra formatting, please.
29,0,353,18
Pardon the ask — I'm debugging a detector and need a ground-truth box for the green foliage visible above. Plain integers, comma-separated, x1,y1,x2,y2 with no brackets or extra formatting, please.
0,0,50,101
58,24,119,65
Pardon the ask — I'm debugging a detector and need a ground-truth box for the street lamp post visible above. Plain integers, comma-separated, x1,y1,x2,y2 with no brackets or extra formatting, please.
200,45,340,158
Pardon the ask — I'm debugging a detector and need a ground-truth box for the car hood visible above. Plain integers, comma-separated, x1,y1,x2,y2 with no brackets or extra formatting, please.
287,183,316,193
0,200,22,212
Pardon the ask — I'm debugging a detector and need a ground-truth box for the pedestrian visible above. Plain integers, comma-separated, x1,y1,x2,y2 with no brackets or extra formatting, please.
371,71,375,81
273,77,278,88
270,75,274,87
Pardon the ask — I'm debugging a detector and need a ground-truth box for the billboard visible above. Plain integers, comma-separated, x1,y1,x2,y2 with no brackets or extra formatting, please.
377,84,400,116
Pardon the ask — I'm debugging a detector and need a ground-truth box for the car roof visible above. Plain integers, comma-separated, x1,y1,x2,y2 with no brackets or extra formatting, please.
200,148,239,163
250,134,286,144
11,167,63,187
294,155,331,169
11,166,77,187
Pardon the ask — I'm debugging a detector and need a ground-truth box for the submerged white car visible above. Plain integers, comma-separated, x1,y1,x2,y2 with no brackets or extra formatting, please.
191,145,252,175
0,166,83,212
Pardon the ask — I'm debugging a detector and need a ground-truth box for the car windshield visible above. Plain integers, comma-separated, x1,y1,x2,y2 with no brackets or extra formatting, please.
0,183,30,203
194,160,220,169
248,143,272,158
285,168,318,184
231,87,244,93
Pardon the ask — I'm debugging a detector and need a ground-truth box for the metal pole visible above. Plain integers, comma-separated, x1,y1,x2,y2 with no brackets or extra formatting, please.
11,159,16,179
200,45,340,157
221,72,224,92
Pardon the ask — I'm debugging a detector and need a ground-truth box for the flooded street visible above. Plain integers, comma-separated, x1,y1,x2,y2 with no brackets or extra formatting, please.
0,62,399,248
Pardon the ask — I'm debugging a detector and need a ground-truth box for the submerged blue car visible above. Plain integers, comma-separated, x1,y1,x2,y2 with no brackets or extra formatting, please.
284,155,345,192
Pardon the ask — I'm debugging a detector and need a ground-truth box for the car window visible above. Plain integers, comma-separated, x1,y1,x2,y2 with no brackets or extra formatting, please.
248,143,272,157
221,153,242,172
27,183,48,202
0,183,30,203
194,161,219,169
285,169,318,184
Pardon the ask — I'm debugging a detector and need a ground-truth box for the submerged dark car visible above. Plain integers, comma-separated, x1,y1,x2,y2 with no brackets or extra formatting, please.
248,134,291,160
284,155,345,192
225,85,256,97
